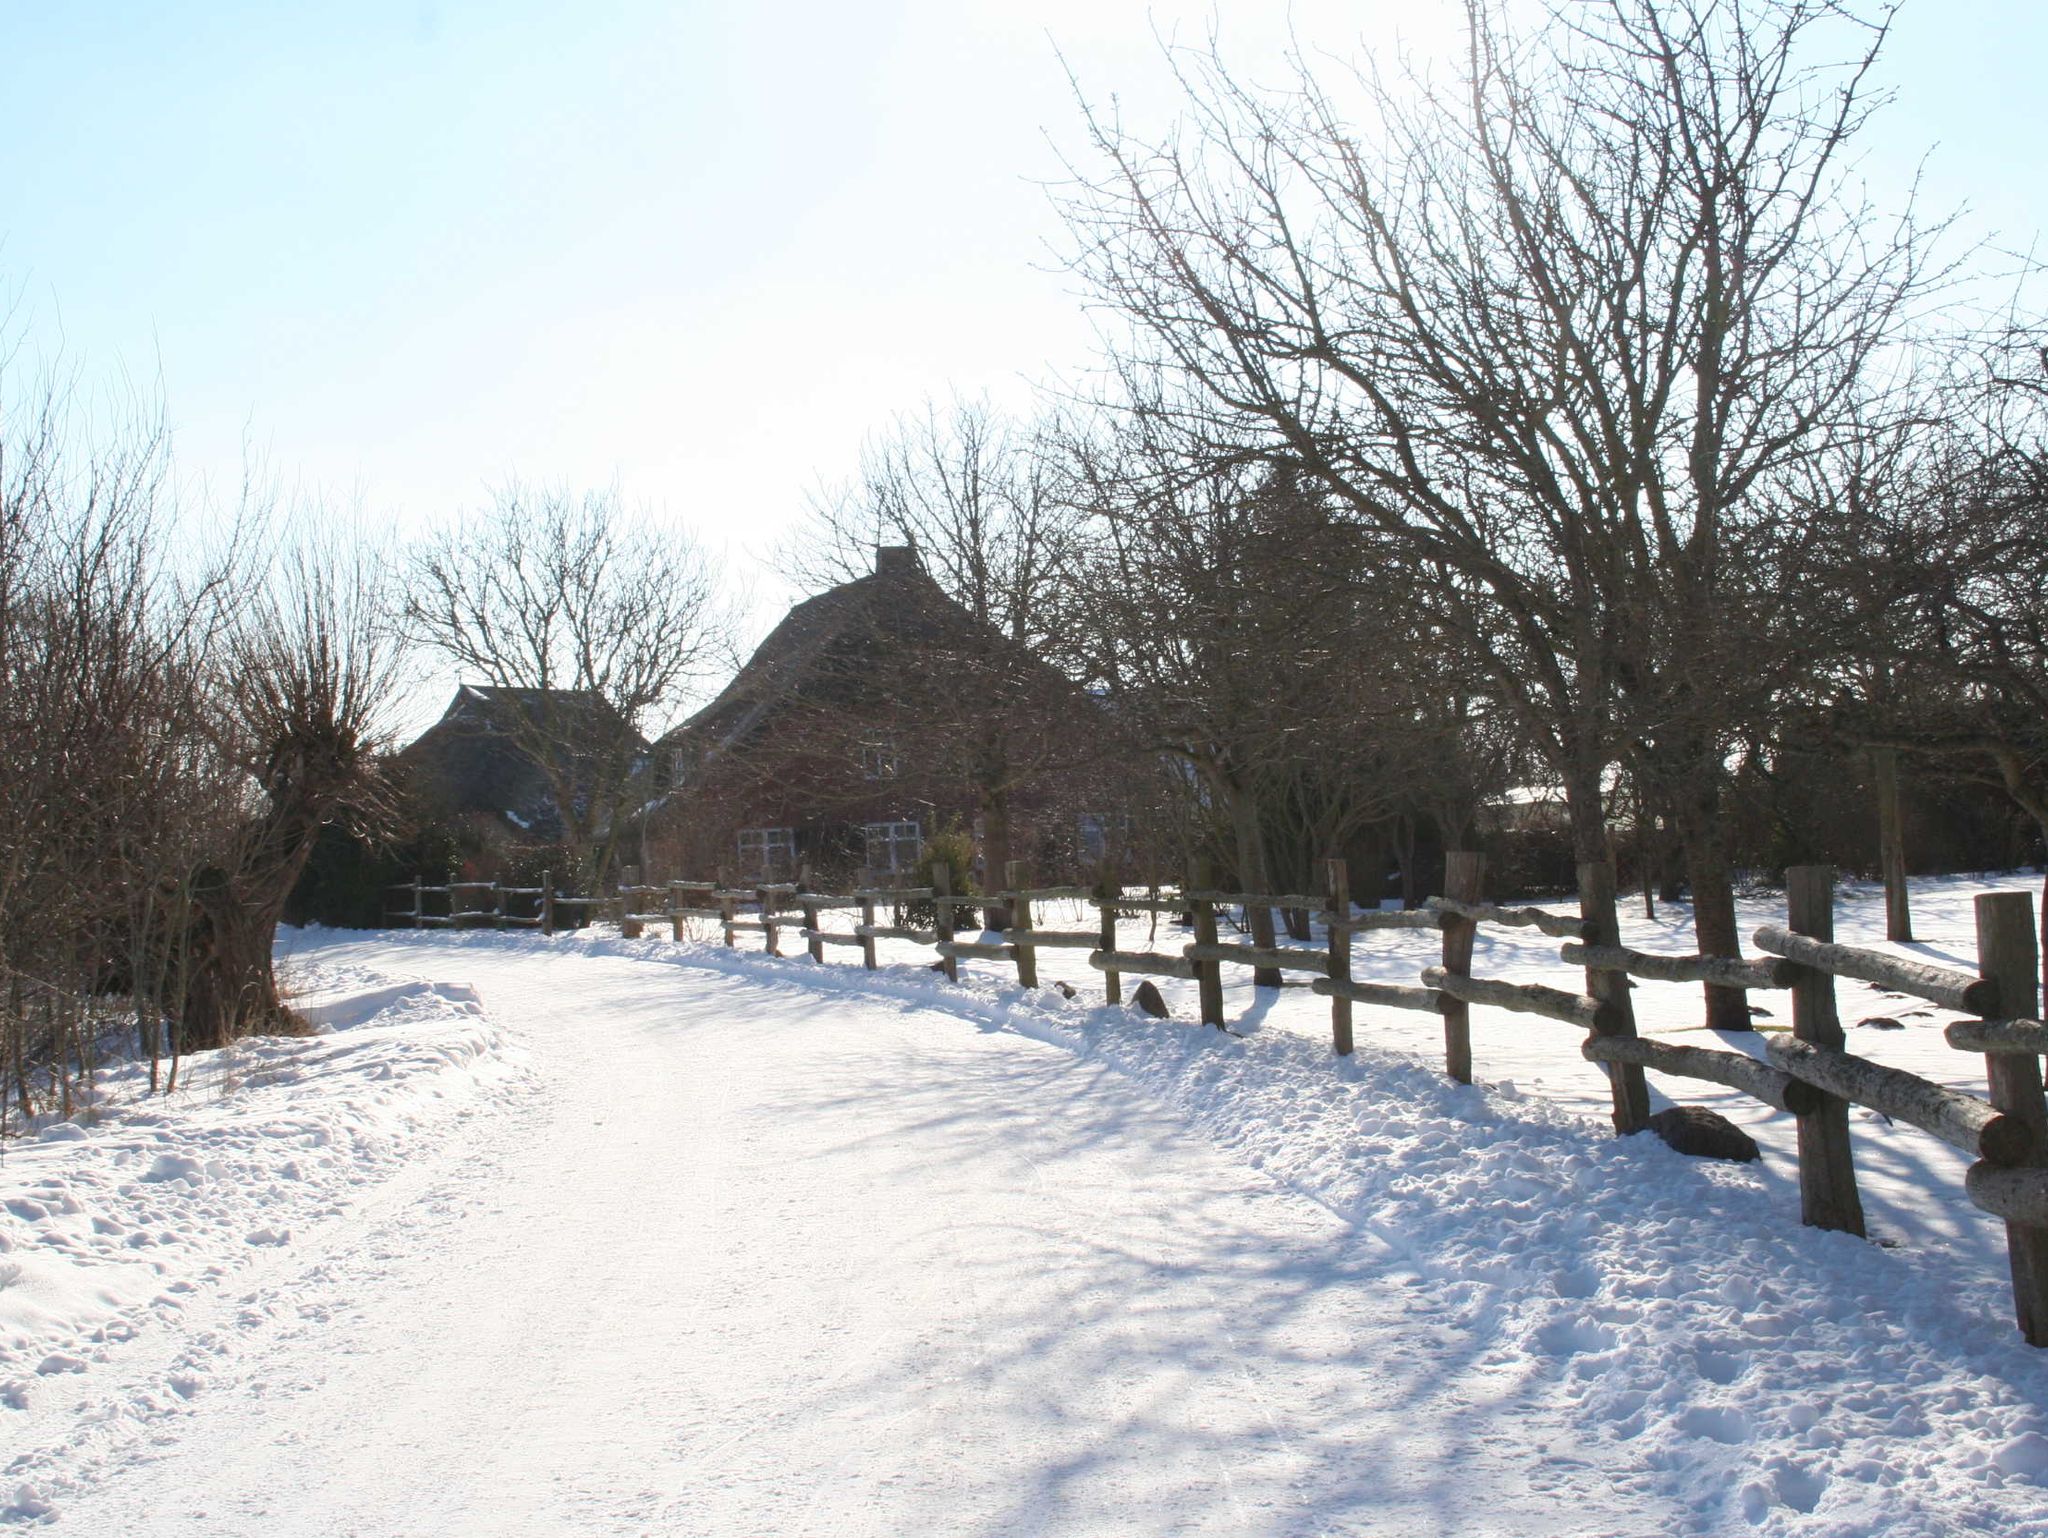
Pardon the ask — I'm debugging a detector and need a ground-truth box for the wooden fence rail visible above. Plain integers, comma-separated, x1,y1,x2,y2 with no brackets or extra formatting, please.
382,861,2048,1349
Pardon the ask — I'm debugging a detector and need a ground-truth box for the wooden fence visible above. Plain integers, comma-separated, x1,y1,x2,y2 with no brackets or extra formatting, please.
384,871,618,933
386,858,2048,1349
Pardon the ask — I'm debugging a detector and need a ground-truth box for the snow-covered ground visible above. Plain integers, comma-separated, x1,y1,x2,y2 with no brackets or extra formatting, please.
0,873,2044,1534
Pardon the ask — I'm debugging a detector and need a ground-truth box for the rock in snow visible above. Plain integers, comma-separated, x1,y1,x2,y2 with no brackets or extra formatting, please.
1646,1104,1762,1162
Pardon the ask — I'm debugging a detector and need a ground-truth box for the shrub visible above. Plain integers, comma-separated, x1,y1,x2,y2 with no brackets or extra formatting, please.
905,825,977,928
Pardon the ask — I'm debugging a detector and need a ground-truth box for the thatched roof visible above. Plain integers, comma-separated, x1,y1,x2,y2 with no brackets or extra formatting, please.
402,684,648,836
660,545,1029,762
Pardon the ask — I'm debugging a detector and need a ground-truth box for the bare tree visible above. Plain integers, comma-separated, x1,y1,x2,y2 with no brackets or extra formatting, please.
0,352,386,1095
794,394,1083,658
177,539,401,1053
1060,0,1939,1028
0,357,217,1110
1849,322,2048,991
403,484,730,886
1062,392,1498,959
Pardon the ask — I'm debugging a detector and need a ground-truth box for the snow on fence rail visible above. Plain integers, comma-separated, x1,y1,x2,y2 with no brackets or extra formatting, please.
383,859,2048,1351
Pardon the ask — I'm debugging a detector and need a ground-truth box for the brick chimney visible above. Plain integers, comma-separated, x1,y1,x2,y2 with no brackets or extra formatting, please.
875,543,920,577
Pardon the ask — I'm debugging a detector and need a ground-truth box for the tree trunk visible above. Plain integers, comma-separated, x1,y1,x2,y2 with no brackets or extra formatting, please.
1873,748,1913,942
1223,781,1282,987
1349,822,1388,912
1670,774,1753,1032
1393,815,1421,908
1633,780,1657,920
178,793,331,1052
1560,744,1612,868
1658,857,1685,904
2039,861,2048,1010
981,788,1013,932
180,871,291,1052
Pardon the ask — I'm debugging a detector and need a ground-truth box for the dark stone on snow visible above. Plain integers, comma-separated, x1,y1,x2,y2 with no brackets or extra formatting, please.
929,960,948,973
1054,981,1078,1000
1747,1003,1773,1018
1856,1015,1906,1030
1647,1106,1760,1163
1132,980,1170,1019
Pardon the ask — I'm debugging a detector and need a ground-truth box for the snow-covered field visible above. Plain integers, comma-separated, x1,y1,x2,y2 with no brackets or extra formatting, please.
0,873,2045,1534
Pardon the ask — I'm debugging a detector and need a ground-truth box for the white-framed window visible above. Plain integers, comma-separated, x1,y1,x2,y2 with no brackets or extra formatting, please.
858,739,901,780
1078,812,1131,865
863,820,923,874
738,827,796,875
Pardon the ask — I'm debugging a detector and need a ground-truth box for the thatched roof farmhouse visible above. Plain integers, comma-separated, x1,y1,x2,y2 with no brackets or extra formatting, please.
648,546,1130,886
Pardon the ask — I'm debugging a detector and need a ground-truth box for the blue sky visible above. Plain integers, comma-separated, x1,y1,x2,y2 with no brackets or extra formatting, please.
4,0,2043,721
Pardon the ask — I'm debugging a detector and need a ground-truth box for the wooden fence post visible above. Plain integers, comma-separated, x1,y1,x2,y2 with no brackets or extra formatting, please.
933,865,958,982
757,884,779,957
1786,864,1866,1235
1193,894,1225,1029
1098,877,1121,1007
670,881,686,942
791,862,811,960
411,876,423,929
802,893,824,963
1439,852,1484,1083
1325,858,1353,1056
1581,858,1653,1135
720,888,737,948
1006,860,1038,989
859,890,878,970
492,882,506,930
1977,891,2048,1342
540,870,554,936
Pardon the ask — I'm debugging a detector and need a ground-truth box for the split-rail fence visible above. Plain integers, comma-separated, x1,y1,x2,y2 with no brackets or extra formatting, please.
386,859,2048,1352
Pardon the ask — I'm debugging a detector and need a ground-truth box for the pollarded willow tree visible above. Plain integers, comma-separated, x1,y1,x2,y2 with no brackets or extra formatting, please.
1059,0,1941,1029
180,541,401,1052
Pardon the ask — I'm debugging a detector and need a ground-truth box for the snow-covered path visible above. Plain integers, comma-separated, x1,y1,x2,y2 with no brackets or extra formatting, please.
30,941,1626,1537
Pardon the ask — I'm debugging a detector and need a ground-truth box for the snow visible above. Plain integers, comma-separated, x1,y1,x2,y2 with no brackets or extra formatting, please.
0,874,2044,1533
0,963,520,1522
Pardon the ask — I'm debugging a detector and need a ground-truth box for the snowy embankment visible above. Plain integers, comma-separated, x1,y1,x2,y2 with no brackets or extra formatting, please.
0,952,518,1509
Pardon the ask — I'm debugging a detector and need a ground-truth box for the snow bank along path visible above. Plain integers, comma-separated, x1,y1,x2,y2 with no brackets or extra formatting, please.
1,909,2046,1534
793,874,2048,1303
0,960,518,1523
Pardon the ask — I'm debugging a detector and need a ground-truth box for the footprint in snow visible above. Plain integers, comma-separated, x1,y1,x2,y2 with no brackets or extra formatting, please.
1676,1404,1752,1444
1534,1317,1616,1356
1694,1346,1747,1385
1769,1462,1828,1514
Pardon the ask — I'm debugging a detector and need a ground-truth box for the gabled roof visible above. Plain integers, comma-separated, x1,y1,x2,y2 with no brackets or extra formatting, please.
660,545,1030,760
399,684,650,837
431,684,642,746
